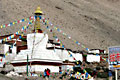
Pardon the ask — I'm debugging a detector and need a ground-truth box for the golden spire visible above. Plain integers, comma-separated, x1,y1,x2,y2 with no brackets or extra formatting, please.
34,6,43,33
34,6,43,14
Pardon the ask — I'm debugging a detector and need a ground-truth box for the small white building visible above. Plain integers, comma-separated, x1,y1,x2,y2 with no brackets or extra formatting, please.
87,55,100,62
88,49,106,54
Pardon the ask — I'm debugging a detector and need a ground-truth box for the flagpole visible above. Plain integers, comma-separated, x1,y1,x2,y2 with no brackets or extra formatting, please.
27,54,29,76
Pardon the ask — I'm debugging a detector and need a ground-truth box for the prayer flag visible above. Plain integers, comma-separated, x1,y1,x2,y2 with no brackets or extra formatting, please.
22,19,24,22
1,25,2,28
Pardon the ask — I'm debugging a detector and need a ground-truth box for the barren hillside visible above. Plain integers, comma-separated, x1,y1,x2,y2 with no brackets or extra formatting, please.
0,0,120,51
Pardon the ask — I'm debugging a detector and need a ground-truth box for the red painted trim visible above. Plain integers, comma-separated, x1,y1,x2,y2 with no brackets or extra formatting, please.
11,61,62,66
17,45,27,53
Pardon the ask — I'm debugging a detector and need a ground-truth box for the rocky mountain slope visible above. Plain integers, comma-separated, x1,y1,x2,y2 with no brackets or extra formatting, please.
0,0,120,51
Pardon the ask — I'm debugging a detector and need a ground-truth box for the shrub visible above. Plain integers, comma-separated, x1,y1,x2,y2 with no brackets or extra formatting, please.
97,72,108,78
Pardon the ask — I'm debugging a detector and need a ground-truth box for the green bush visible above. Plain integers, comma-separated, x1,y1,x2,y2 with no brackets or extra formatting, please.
97,72,108,78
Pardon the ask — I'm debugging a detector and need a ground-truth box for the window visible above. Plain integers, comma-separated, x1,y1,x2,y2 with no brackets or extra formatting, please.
9,46,12,53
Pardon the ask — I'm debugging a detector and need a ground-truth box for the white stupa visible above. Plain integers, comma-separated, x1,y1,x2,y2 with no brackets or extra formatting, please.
11,33,62,73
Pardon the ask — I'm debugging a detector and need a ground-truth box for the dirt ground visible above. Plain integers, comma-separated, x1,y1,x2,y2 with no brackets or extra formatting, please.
0,73,108,80
0,0,120,51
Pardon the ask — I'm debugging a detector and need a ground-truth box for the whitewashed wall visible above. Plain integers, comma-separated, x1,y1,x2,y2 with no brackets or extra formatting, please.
61,65,73,71
74,53,83,61
4,44,17,62
14,65,59,73
4,44,16,55
4,44,9,54
13,33,62,62
27,33,48,51
55,50,83,62
0,57,5,67
13,49,62,63
88,50,100,54
87,55,100,62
